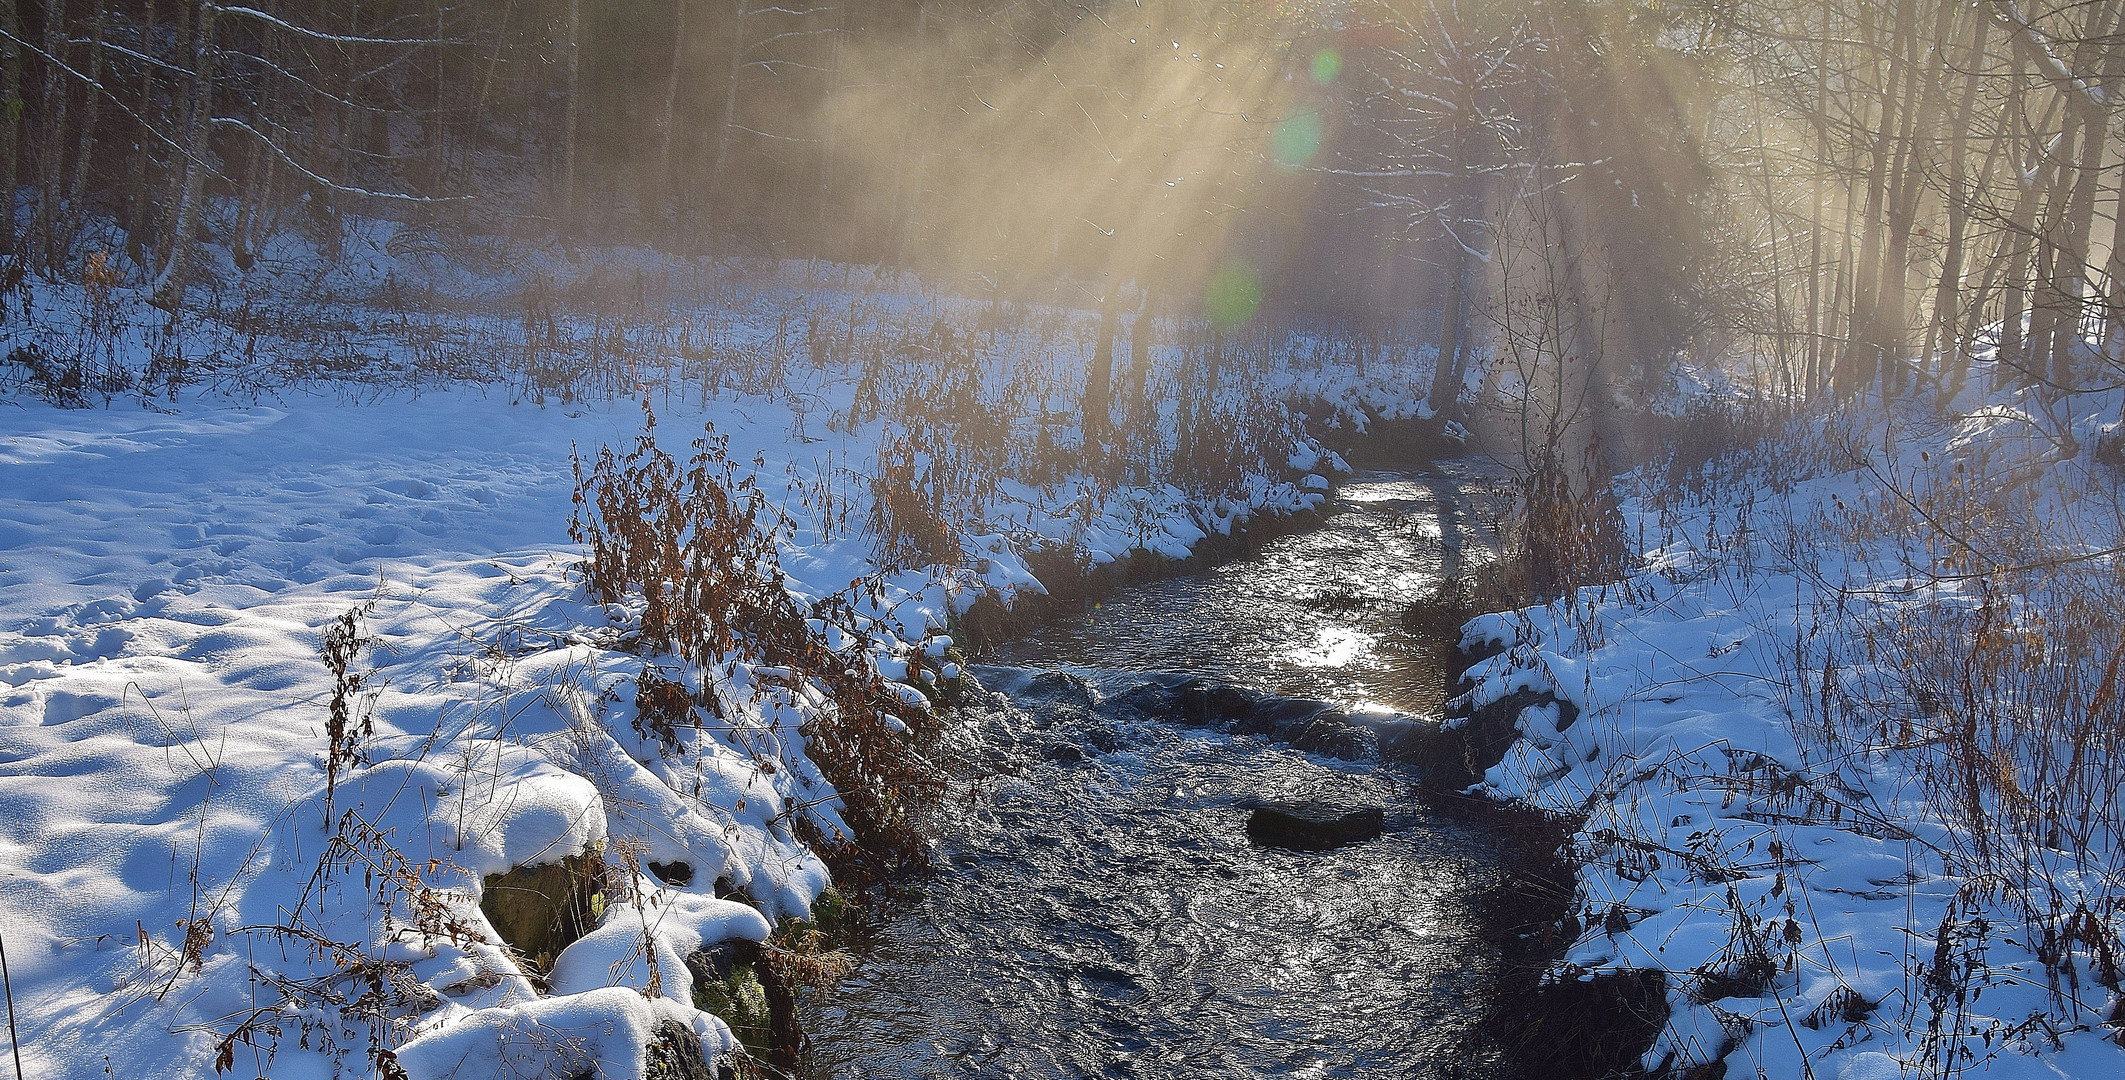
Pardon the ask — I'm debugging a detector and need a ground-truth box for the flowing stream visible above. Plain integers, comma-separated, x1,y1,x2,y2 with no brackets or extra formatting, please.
806,469,1532,1080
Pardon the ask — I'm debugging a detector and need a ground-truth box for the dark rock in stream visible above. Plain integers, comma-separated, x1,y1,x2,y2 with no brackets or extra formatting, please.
1244,801,1386,850
1276,706,1378,760
1042,741,1084,764
1025,670,1097,706
1179,680,1257,727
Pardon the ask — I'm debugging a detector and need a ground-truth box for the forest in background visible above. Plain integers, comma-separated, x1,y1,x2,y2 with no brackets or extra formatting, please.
3,5,2125,1078
0,0,2119,456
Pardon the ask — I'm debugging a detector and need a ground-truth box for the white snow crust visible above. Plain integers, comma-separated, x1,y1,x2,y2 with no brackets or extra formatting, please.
0,253,1379,1078
1460,376,2125,1079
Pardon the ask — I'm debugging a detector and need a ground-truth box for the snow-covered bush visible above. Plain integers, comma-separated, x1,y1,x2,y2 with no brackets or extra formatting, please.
569,400,948,877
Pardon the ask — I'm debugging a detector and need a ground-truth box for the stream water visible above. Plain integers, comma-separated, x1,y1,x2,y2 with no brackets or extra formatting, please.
806,469,1529,1080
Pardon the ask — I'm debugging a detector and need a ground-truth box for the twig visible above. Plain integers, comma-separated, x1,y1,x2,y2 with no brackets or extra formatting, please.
0,927,25,1080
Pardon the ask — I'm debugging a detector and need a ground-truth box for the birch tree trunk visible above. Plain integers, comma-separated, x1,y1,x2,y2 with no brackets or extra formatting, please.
35,0,68,267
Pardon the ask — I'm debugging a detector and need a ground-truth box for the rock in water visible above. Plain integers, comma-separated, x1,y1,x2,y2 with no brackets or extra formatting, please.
1245,802,1385,850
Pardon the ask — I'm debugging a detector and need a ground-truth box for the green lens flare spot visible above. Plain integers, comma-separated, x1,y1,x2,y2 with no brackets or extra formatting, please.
1310,49,1342,85
1205,261,1263,331
1272,113,1323,168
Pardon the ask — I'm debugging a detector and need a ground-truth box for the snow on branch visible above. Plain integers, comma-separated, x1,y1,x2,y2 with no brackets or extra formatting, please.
208,4,456,47
0,27,229,184
211,117,472,203
1990,0,2110,114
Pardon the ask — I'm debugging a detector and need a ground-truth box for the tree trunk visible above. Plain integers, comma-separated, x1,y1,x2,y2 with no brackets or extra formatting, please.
2094,10,2125,357
1929,9,1988,404
2105,161,2125,357
0,0,20,257
154,0,215,308
121,0,151,267
1997,48,2033,382
229,135,266,271
36,0,68,268
1875,0,1940,394
1428,233,1469,424
701,7,748,244
560,0,581,238
1893,0,1966,392
425,2,445,197
1753,109,1793,393
2028,113,2077,386
653,0,687,238
64,0,106,239
2051,107,2107,389
704,0,754,251
2050,4,2123,389
1173,343,1198,477
821,15,845,257
1843,0,1910,396
1124,279,1157,435
1084,291,1117,452
886,2,927,265
1805,0,1830,393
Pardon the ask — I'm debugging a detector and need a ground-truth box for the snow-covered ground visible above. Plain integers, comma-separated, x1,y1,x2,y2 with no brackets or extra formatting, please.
1456,378,2125,1078
0,237,1386,1078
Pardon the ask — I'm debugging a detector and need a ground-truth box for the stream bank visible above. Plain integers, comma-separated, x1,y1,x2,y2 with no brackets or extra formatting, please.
801,467,1678,1079
956,402,1463,652
955,503,1327,651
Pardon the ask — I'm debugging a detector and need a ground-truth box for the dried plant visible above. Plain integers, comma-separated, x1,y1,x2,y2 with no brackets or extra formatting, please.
321,604,380,820
570,399,947,874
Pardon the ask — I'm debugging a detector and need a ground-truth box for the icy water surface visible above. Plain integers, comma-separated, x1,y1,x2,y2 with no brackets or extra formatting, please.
807,472,1525,1080
999,472,1496,713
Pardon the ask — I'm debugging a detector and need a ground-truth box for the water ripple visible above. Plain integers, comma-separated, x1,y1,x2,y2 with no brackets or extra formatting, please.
808,472,1521,1080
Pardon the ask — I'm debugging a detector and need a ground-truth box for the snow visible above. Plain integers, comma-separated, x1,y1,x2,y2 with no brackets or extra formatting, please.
0,243,1393,1077
394,986,732,1080
1459,379,2125,1078
547,892,770,1002
13,225,2122,1078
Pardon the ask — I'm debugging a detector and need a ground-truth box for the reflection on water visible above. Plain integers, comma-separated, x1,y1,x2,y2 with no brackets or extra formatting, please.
996,474,1499,715
1291,627,1371,668
806,471,1516,1080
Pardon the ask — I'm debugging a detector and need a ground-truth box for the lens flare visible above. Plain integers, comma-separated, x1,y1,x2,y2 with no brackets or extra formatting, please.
1272,112,1323,168
1205,260,1264,330
1310,48,1342,85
